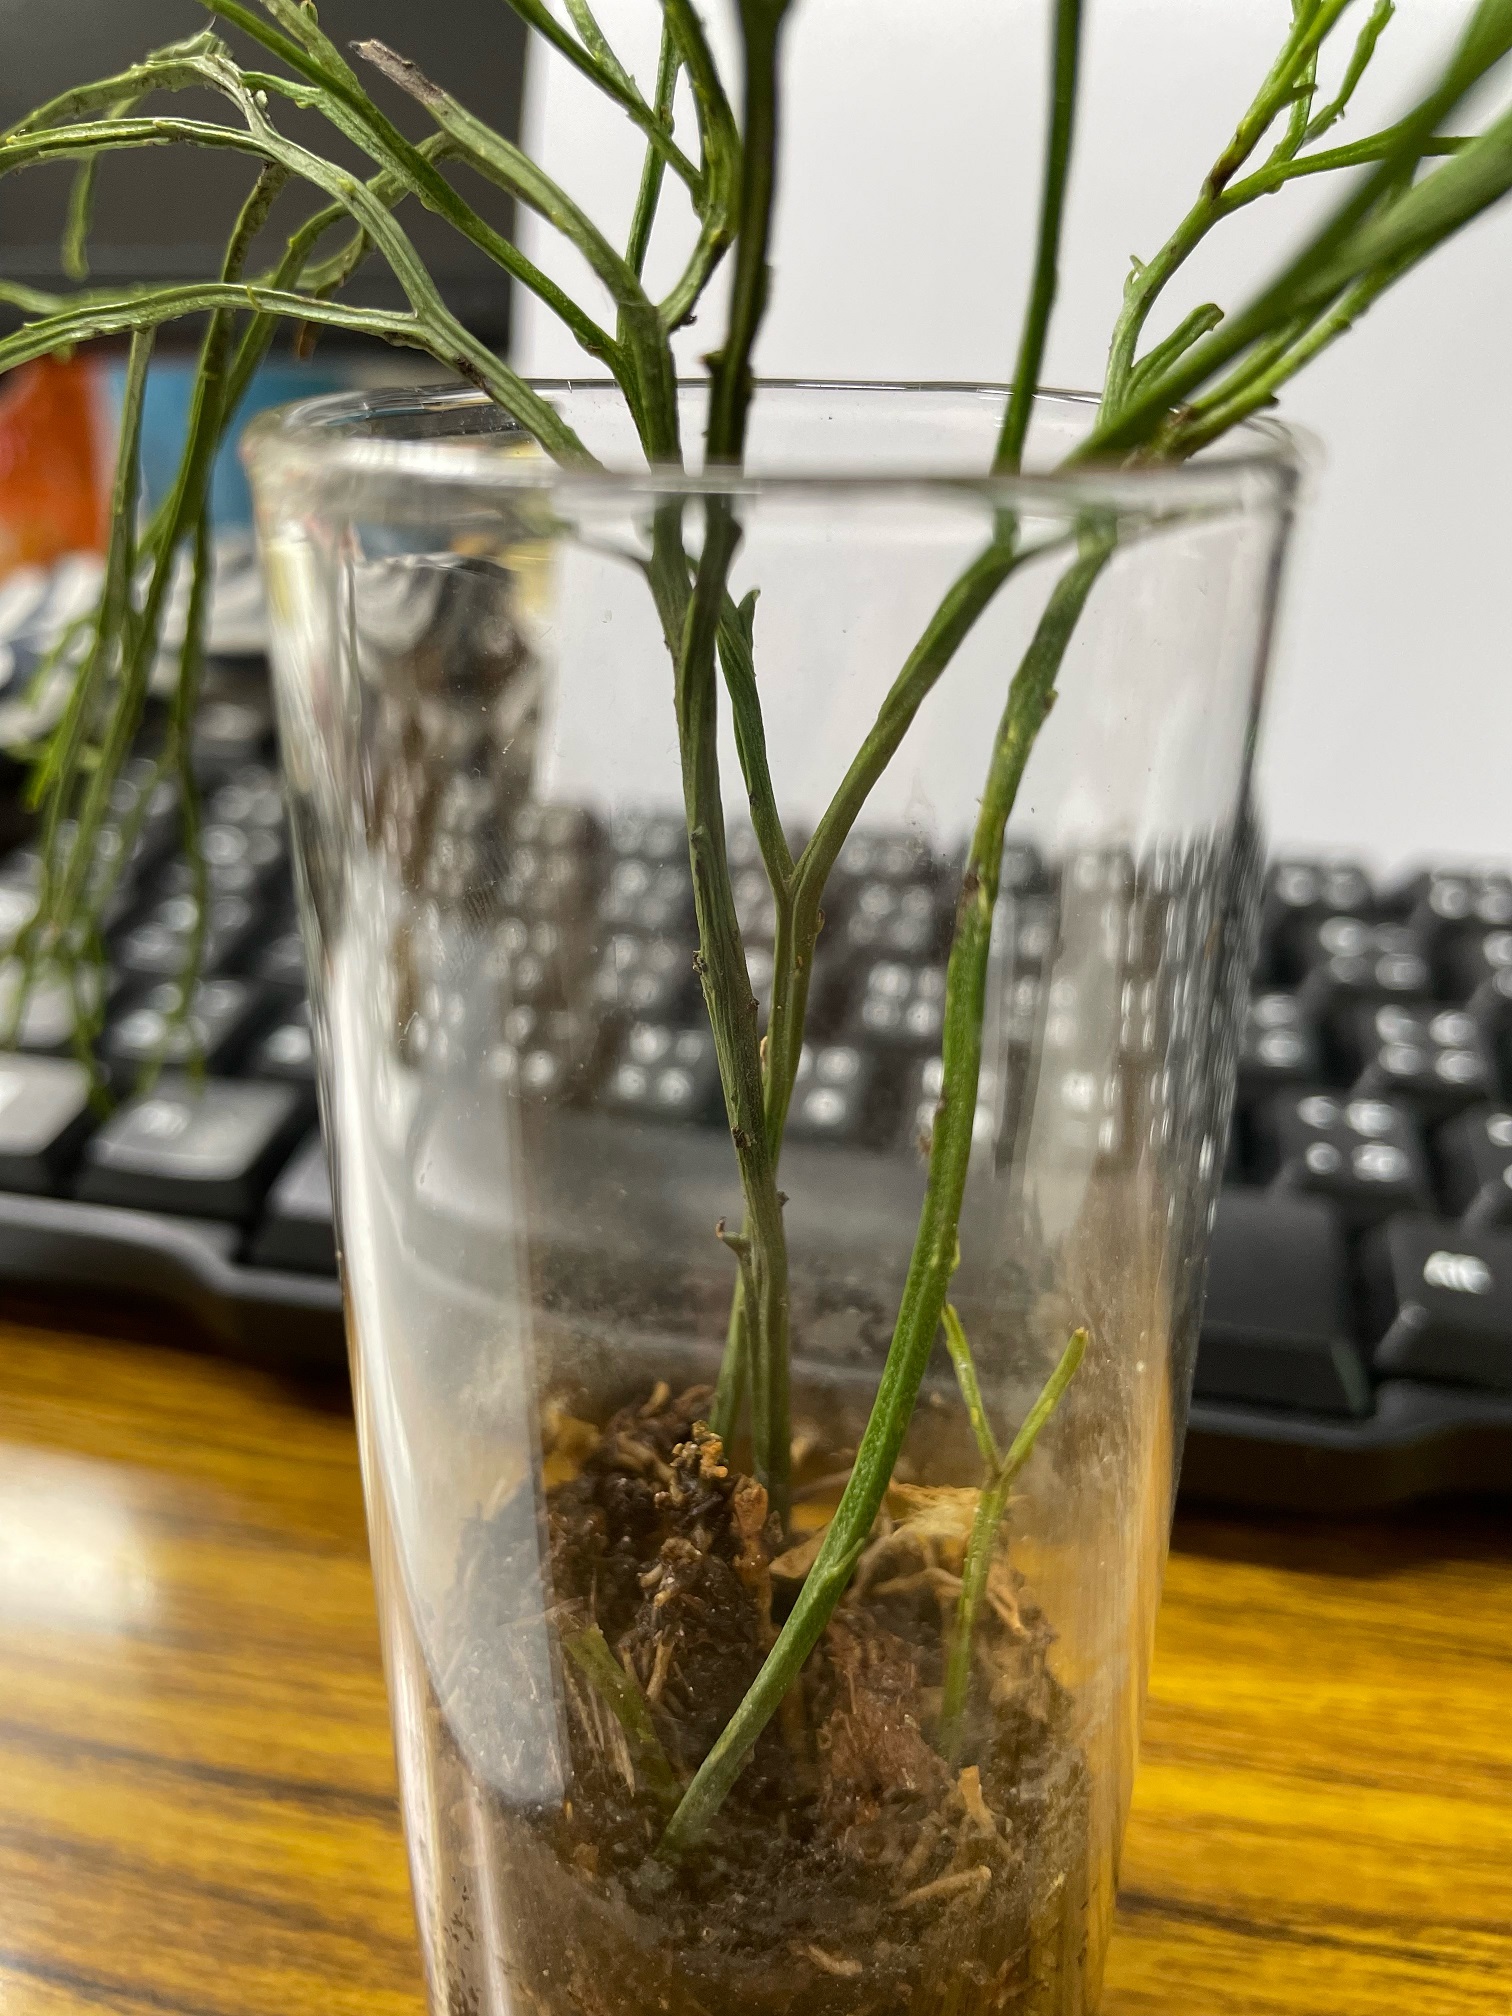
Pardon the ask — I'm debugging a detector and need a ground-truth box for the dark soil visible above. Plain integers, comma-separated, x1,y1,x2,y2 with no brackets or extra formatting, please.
434,1384,1090,2016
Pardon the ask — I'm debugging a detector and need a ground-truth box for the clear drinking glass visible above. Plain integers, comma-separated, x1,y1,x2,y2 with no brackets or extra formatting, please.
245,382,1298,2016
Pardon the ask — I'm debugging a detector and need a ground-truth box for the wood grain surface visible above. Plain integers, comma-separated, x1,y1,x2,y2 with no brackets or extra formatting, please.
0,1310,1508,2016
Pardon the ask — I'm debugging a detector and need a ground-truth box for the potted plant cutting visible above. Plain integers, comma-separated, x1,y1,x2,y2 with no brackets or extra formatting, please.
2,2,1510,2011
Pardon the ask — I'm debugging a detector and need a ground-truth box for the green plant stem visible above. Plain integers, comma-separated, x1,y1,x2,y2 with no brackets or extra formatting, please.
1165,262,1401,456
938,1326,1088,1759
45,162,285,955
354,38,677,453
705,0,792,465
657,504,792,1521
655,0,740,335
762,535,1023,1146
1303,0,1395,145
1090,0,1512,456
495,0,701,191
562,1625,681,1813
996,0,1084,473
1123,301,1225,403
669,0,795,1501
195,3,622,364
61,94,139,278
662,533,1114,1856
626,22,680,280
1100,0,1361,417
943,1304,1002,1471
0,104,592,463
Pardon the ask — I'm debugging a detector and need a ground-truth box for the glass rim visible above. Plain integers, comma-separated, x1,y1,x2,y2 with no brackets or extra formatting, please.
242,377,1306,513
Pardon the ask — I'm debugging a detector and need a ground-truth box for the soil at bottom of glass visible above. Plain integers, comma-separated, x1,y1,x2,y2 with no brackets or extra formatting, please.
429,1383,1093,2016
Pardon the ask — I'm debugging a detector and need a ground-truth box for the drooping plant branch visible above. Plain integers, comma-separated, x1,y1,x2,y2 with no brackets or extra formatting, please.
2,0,1510,1859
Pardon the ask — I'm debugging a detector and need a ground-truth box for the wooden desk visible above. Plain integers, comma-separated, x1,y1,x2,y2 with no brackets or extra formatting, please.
1,1312,1508,2016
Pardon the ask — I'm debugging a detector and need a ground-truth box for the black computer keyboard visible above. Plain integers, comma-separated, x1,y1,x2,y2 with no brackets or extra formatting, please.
1,642,1509,1511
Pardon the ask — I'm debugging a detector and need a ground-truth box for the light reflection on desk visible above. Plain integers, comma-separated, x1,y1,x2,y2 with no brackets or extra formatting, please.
0,1448,158,1632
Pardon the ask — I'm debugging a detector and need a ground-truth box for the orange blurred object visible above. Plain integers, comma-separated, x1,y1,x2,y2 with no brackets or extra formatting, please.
0,355,108,575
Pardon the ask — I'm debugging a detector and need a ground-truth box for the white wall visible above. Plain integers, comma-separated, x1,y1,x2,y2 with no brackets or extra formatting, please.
511,0,1512,873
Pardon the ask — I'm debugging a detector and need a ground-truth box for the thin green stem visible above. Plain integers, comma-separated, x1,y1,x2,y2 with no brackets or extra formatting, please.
1123,301,1225,403
1303,0,1395,144
664,0,793,1504
1089,0,1512,456
1100,0,1360,416
938,1327,1088,1759
12,324,153,1010
655,0,740,336
562,1625,681,1813
661,534,1114,1855
626,22,681,281
0,98,593,463
705,0,792,464
192,3,622,366
355,38,681,441
62,94,139,278
3,32,221,136
496,0,701,192
1165,263,1401,456
996,0,1084,473
49,163,285,940
661,503,791,1521
716,590,792,889
943,1305,1002,1472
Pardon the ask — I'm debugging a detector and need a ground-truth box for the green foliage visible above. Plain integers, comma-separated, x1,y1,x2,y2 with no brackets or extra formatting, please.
1,0,1508,1848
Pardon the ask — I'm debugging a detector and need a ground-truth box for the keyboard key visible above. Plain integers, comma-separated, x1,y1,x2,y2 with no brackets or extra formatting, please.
0,960,106,1054
78,1075,305,1220
833,828,937,887
848,960,946,1049
995,893,1059,971
591,932,697,1024
598,1022,721,1124
249,1132,335,1274
1296,918,1434,1018
1444,926,1512,1004
512,802,601,856
785,1044,877,1145
839,879,942,960
205,763,284,831
0,822,144,931
1437,1107,1512,1231
433,771,499,839
250,917,309,992
1237,990,1325,1093
1470,967,1512,1049
1044,1062,1127,1167
1257,1089,1433,1225
484,1007,594,1101
247,998,317,1084
1347,1003,1496,1116
156,822,286,901
1388,867,1512,944
732,866,777,946
116,892,259,981
1197,1191,1369,1416
1261,859,1375,978
483,915,585,1011
609,809,685,865
423,827,502,908
192,697,274,776
0,1052,95,1191
1365,1218,1512,1391
597,857,694,935
106,978,263,1072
